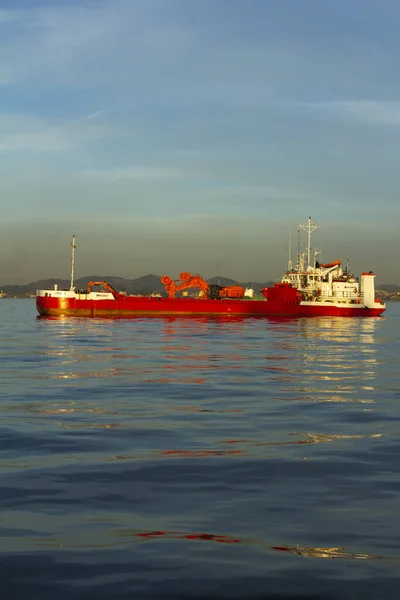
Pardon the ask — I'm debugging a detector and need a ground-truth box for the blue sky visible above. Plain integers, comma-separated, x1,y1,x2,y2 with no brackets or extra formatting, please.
1,0,399,284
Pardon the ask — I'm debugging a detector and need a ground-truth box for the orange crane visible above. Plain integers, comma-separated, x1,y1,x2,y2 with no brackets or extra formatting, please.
86,281,119,297
160,272,245,299
161,272,209,299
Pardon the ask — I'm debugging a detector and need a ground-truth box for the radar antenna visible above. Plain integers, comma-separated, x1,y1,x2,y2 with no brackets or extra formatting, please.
70,235,76,291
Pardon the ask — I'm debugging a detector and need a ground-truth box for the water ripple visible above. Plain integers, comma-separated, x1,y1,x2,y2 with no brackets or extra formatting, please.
1,300,400,598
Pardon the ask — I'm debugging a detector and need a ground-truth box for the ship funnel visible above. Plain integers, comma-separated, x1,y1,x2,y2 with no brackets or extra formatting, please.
361,272,376,308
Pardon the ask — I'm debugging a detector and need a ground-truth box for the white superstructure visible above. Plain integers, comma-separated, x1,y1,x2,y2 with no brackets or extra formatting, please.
281,217,385,310
36,285,115,300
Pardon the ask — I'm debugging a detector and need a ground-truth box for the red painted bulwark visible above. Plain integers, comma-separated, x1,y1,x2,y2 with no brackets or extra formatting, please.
36,295,275,317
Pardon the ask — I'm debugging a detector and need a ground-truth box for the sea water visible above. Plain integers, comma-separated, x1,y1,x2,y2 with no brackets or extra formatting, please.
1,299,400,599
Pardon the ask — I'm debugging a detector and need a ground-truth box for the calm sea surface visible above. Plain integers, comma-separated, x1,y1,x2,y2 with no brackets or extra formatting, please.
1,299,400,599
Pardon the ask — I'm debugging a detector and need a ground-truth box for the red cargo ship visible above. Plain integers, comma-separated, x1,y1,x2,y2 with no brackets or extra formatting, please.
36,218,386,318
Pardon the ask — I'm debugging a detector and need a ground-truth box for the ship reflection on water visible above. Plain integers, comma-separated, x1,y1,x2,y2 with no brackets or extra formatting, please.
271,545,386,560
30,314,387,458
38,316,251,384
33,314,384,443
127,531,386,560
29,526,392,562
112,529,391,561
263,317,379,405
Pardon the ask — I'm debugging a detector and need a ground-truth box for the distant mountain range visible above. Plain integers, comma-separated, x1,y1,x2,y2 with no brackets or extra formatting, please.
1,274,276,297
1,275,399,300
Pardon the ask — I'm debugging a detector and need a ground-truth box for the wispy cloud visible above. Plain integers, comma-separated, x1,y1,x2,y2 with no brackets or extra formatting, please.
81,166,195,181
0,2,115,86
300,100,400,126
0,0,275,106
0,113,114,152
76,109,117,122
0,10,22,23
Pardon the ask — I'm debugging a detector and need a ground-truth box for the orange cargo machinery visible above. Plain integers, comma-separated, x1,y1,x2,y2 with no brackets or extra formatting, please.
161,272,245,299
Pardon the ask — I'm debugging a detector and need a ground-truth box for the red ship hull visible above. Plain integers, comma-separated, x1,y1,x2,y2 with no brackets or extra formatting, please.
36,293,386,318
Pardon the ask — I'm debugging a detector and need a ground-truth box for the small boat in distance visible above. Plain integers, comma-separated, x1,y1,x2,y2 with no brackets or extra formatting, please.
36,220,386,318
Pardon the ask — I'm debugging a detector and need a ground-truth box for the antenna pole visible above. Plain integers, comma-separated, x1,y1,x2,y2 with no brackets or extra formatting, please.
70,235,76,291
297,227,300,269
288,223,292,270
299,216,318,269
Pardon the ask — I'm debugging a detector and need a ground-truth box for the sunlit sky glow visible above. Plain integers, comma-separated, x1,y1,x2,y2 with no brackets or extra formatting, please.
1,0,399,284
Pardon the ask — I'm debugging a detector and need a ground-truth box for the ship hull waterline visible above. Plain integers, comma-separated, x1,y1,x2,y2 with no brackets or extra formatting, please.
36,296,386,318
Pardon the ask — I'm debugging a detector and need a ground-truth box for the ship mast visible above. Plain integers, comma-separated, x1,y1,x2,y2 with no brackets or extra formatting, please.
288,224,292,270
70,235,76,291
299,216,318,269
297,227,300,270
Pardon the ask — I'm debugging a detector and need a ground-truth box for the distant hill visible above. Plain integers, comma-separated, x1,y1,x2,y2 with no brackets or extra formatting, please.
3,274,397,299
72,274,164,295
241,280,276,290
1,274,275,297
1,274,165,297
377,284,400,293
207,276,239,287
207,276,275,289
